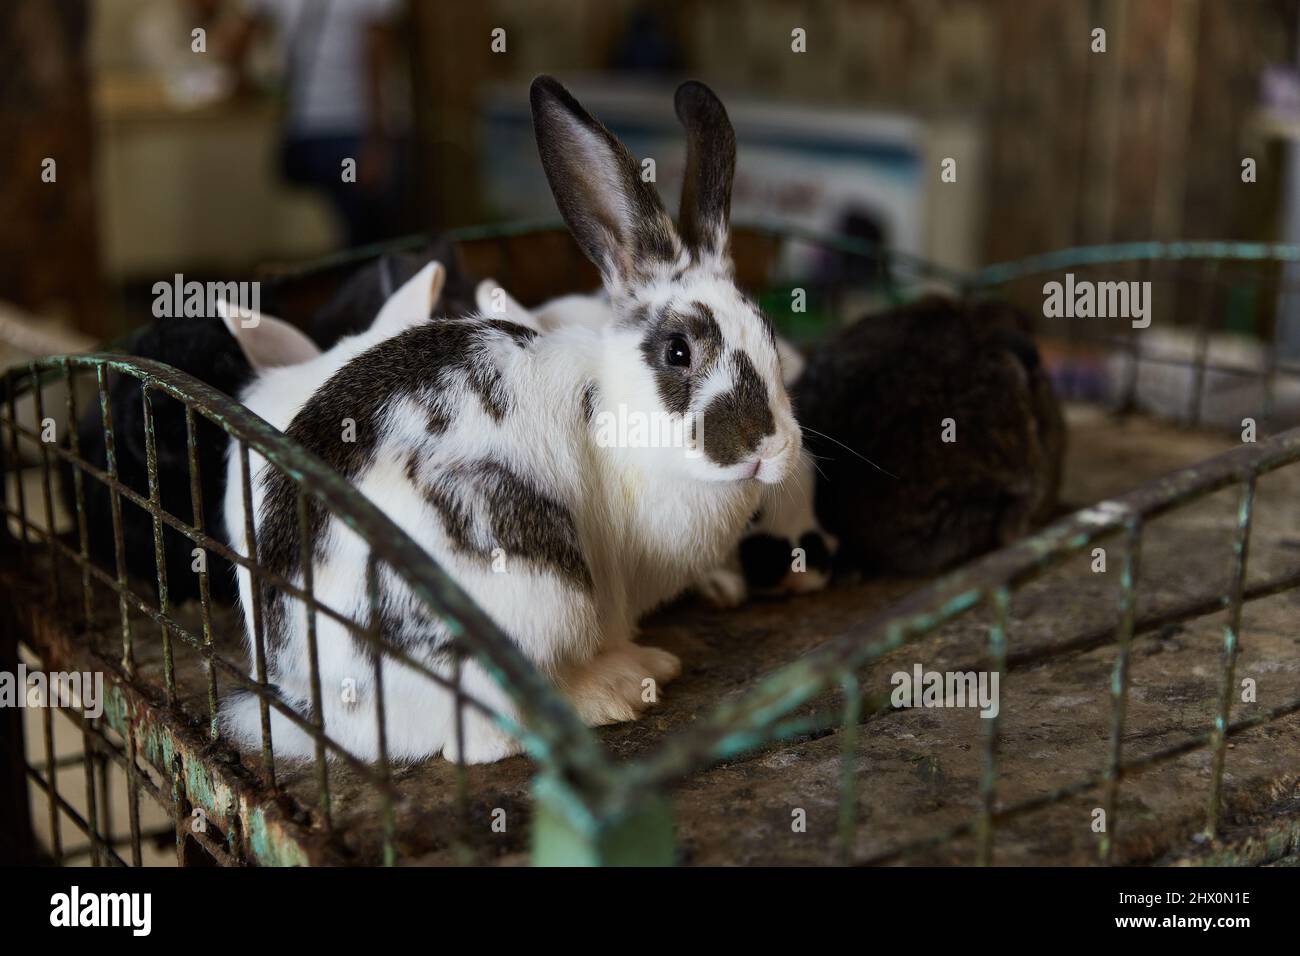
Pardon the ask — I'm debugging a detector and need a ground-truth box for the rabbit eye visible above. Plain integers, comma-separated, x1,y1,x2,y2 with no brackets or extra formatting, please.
665,334,692,368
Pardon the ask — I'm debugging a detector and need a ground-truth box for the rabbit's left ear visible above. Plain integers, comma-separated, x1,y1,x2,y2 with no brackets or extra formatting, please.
675,80,736,262
217,299,321,369
475,279,542,331
774,335,805,387
531,75,680,289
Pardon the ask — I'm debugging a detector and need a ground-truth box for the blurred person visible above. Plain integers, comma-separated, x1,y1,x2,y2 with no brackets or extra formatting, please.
222,0,412,247
136,1,238,107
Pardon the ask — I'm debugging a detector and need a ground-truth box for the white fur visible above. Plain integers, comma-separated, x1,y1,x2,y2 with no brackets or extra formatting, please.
489,280,834,608
222,264,799,764
220,85,803,765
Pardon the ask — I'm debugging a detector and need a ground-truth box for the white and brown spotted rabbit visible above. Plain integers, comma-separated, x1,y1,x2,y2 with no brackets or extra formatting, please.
219,77,802,763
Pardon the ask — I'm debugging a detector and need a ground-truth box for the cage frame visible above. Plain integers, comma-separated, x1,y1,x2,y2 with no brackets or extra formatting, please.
4,225,1300,866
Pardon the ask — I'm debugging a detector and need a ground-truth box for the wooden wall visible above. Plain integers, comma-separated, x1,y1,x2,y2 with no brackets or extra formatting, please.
0,0,104,338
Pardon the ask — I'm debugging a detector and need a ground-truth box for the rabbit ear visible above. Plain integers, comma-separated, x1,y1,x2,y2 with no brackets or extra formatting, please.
774,335,805,387
531,75,680,288
475,279,541,330
370,261,446,339
675,80,736,261
217,298,321,369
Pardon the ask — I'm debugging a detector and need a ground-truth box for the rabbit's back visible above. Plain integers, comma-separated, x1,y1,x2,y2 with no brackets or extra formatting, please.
222,315,604,760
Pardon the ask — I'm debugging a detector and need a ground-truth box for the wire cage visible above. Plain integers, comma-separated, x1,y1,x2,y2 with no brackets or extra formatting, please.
3,225,1300,867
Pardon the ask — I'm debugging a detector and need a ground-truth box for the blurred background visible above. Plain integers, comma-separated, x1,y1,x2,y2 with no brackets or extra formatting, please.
2,0,1300,351
6,0,1300,866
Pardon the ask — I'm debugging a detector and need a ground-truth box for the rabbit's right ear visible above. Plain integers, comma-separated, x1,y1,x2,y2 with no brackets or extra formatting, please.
370,261,446,339
530,75,681,290
217,298,321,370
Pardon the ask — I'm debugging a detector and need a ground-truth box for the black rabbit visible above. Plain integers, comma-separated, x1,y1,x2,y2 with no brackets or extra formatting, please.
796,294,1064,576
62,316,255,604
305,237,477,347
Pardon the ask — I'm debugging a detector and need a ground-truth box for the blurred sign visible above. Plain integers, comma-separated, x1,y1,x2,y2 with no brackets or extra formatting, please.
480,77,985,276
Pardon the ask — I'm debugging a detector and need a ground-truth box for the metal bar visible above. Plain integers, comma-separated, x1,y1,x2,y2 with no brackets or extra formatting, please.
26,368,63,865
6,370,29,557
184,405,220,739
62,359,94,632
366,554,396,866
95,365,133,676
29,362,61,605
1206,475,1256,836
30,692,241,866
30,751,102,774
58,690,184,820
1100,518,1143,863
297,490,331,829
239,441,276,789
975,587,1009,866
140,383,175,701
972,239,1300,289
11,355,625,794
93,367,144,865
6,252,1296,872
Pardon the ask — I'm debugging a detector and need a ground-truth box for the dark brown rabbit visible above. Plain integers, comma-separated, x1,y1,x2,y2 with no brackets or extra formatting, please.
796,294,1064,575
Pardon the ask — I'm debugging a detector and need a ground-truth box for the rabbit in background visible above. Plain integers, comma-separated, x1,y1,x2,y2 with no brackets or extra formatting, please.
798,295,1065,576
62,252,453,607
303,235,480,348
219,77,803,764
59,313,317,606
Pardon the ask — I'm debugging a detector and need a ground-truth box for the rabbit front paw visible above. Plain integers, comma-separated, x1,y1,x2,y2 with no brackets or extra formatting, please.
565,642,681,728
628,643,681,685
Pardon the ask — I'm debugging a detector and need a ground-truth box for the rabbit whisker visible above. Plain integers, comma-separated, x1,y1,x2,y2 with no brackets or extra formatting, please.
799,425,899,479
